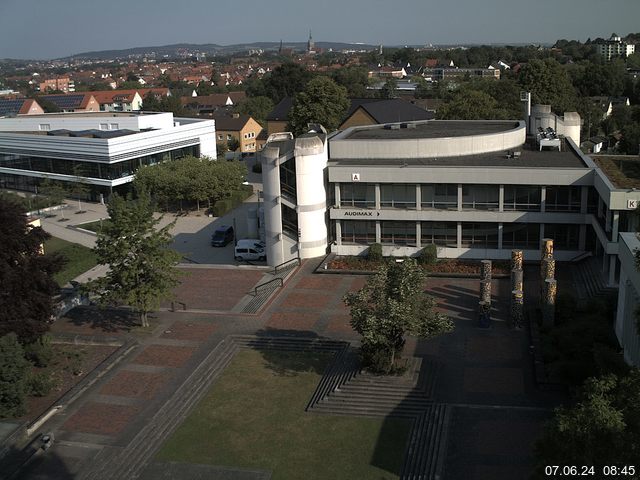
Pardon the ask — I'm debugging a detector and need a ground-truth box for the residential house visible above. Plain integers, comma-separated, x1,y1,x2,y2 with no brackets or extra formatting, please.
339,98,435,130
91,90,143,112
0,98,44,117
39,93,100,113
597,34,635,61
181,92,247,116
213,113,262,153
39,77,74,93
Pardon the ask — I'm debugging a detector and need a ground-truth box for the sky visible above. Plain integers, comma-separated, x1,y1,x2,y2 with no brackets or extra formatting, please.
1,0,639,59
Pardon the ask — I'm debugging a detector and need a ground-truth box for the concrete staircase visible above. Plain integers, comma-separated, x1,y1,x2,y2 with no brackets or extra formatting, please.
239,261,300,314
571,256,617,302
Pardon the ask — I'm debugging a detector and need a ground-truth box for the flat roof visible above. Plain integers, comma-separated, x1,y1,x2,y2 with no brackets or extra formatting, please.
329,141,588,169
344,120,520,140
593,155,640,189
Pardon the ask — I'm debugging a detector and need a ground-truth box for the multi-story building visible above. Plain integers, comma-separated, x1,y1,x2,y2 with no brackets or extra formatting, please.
597,33,635,61
39,77,75,93
0,112,216,200
213,113,263,153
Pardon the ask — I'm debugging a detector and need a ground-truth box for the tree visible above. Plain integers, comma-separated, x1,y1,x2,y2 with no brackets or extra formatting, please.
378,78,398,99
288,76,349,135
235,96,274,126
70,165,90,212
89,191,181,327
0,333,30,418
343,259,454,373
0,196,63,343
518,58,577,113
332,66,371,98
437,89,508,120
250,63,313,103
534,371,640,475
227,137,240,152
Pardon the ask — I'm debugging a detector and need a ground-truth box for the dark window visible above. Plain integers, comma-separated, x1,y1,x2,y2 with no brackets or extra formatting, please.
341,220,376,244
340,183,375,208
544,224,580,250
545,186,581,212
461,223,499,248
421,222,457,247
422,184,457,210
380,184,416,209
380,221,416,245
504,185,541,211
281,204,298,239
279,158,297,201
462,185,499,210
502,223,540,249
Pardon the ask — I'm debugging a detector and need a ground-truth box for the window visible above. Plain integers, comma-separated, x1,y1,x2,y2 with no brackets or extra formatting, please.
503,186,541,211
279,158,297,200
281,204,298,239
39,124,51,131
381,221,416,245
110,123,119,130
341,220,376,244
462,185,499,210
217,134,223,140
544,224,580,250
227,134,232,141
422,184,457,210
421,222,457,247
545,186,581,212
380,184,416,209
99,123,108,130
461,223,499,249
340,183,375,208
502,223,540,249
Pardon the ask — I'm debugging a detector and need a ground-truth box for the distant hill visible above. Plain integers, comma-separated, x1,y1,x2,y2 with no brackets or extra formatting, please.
64,41,380,60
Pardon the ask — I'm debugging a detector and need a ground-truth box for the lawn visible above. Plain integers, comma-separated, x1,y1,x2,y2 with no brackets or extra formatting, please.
44,237,98,286
156,349,411,480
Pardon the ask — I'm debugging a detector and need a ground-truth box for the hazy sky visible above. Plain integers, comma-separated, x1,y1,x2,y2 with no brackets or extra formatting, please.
1,0,639,59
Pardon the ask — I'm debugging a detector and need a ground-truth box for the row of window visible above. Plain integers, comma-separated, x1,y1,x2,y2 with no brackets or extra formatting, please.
340,221,580,250
0,145,199,181
339,184,594,213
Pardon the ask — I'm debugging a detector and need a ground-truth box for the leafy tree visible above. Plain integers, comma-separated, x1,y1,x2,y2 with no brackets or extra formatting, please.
0,333,30,418
620,122,640,155
70,165,91,212
249,63,313,103
518,58,577,113
534,371,640,475
235,96,274,126
227,137,240,152
437,89,507,120
89,191,181,327
378,78,398,99
0,196,63,343
343,259,454,373
288,76,349,135
332,66,371,98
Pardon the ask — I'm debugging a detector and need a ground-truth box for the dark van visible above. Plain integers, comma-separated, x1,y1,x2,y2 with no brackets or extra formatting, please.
211,225,234,247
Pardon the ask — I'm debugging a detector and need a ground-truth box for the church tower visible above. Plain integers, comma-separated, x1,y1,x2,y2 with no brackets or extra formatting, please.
307,30,315,54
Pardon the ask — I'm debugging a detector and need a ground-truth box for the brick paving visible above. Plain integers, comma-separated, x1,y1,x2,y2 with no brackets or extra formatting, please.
132,345,196,368
265,311,319,330
160,321,218,341
99,370,173,399
279,291,333,309
62,402,142,436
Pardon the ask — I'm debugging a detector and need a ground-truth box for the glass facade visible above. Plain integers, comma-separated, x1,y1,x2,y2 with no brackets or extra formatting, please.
502,223,540,249
461,223,499,248
381,221,416,245
380,184,416,209
421,184,457,210
545,186,581,212
0,145,198,181
340,183,375,208
544,224,580,250
281,204,298,239
503,185,541,211
341,220,376,244
279,158,297,201
421,222,457,247
462,185,499,210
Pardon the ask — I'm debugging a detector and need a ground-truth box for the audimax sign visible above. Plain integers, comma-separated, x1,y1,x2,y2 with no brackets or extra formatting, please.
342,210,380,217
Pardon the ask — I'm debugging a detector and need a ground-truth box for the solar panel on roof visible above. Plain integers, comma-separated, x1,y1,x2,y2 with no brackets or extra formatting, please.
42,94,85,109
0,99,25,116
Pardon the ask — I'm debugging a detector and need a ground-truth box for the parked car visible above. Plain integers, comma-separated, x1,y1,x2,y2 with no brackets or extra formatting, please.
211,225,234,247
235,239,266,261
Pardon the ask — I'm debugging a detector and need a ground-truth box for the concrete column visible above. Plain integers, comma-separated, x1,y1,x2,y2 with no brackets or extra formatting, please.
457,184,463,211
498,222,503,250
597,196,603,219
579,224,587,251
480,280,492,304
416,184,421,211
336,220,342,246
580,186,588,214
375,183,381,210
375,221,381,244
612,211,620,241
334,183,341,207
261,147,285,267
499,185,504,212
542,278,557,328
511,250,523,270
605,207,611,233
540,186,546,213
511,290,524,329
416,222,421,248
457,222,462,249
609,255,617,287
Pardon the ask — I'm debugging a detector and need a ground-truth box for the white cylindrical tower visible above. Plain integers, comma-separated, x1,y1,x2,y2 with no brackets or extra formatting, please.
261,144,285,266
294,136,328,259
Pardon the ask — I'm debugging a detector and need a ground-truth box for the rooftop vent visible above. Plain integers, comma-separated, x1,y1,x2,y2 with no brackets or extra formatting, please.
400,122,416,129
383,124,401,130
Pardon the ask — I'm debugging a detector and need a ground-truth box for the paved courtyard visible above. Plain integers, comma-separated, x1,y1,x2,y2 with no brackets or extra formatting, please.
12,259,565,480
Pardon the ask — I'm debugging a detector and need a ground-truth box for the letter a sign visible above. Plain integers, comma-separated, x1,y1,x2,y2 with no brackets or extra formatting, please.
352,173,360,182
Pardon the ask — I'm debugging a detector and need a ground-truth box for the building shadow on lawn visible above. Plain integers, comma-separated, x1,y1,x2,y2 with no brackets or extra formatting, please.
250,327,409,478
59,305,140,333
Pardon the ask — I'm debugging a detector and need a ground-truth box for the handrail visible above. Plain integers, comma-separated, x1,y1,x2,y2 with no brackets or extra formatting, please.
253,278,283,295
274,257,300,274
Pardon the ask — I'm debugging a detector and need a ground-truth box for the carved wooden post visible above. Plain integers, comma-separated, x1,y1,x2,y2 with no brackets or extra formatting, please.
480,280,492,305
541,238,553,260
512,268,524,292
481,260,492,281
542,258,555,282
511,249,523,271
542,278,557,328
511,290,524,329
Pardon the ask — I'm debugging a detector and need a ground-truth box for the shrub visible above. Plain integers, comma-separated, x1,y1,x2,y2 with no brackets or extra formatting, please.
26,371,57,397
0,333,29,418
24,336,54,368
367,243,383,262
252,162,262,173
212,198,233,217
418,244,438,265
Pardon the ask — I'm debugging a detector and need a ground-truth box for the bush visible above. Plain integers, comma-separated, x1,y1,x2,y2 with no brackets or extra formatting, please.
252,162,262,173
418,244,438,265
212,198,233,217
24,336,53,368
26,371,57,397
0,333,29,418
367,243,383,262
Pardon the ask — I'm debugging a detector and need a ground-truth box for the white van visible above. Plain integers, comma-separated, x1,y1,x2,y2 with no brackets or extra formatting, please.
234,239,266,261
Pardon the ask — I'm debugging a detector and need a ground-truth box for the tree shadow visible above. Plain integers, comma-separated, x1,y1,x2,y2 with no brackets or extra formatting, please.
58,305,139,333
0,439,75,480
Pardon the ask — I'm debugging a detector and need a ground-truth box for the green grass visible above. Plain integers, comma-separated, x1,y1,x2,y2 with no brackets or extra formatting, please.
156,349,411,480
44,237,98,286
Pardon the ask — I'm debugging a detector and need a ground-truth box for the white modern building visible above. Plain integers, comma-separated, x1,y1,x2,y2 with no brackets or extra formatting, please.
0,112,216,199
597,34,635,61
616,232,640,367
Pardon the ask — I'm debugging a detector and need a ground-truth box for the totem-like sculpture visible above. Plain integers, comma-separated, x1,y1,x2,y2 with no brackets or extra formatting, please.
478,260,492,327
510,250,524,328
539,239,557,328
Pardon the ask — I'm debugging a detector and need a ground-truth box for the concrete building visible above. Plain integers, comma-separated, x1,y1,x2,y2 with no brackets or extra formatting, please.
616,232,640,367
39,77,74,93
597,34,635,61
0,111,216,200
